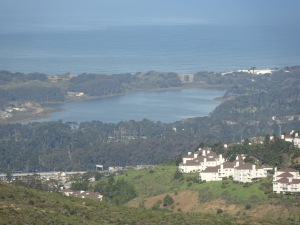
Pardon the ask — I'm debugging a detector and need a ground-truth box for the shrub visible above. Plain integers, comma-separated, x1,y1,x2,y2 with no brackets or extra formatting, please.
173,170,183,180
245,204,251,210
152,201,160,210
216,208,223,215
163,194,174,206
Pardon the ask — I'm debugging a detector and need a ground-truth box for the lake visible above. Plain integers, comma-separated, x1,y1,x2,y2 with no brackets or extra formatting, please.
30,88,225,123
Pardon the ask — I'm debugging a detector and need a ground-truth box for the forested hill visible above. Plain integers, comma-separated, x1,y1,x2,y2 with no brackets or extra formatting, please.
0,66,299,172
0,70,182,107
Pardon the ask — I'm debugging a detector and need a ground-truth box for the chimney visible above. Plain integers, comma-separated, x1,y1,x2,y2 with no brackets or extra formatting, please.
220,164,223,170
252,164,256,170
203,150,206,156
219,154,222,161
188,152,192,155
235,161,239,167
295,133,299,137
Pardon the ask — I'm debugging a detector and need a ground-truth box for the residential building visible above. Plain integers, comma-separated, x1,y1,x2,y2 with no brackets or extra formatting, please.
273,168,300,194
233,162,267,183
179,147,225,173
180,147,271,183
200,160,269,183
62,189,103,201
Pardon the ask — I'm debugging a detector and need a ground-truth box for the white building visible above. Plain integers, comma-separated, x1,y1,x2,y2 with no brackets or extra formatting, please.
233,162,267,183
273,168,300,194
180,148,271,183
200,162,235,181
179,147,225,173
199,156,270,183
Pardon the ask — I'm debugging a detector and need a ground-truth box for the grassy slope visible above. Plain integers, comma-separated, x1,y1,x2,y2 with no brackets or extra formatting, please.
116,165,179,197
0,181,237,225
115,165,300,223
1,165,299,225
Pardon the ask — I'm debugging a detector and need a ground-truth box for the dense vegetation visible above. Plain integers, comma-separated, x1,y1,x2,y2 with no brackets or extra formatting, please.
0,119,298,174
0,66,299,172
1,166,299,225
1,67,299,224
0,181,239,225
68,71,182,96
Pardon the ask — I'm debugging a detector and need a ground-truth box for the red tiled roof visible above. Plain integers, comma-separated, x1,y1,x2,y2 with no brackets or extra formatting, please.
277,168,298,173
235,163,254,170
222,162,235,169
277,172,294,178
201,166,219,173
194,150,202,155
275,177,289,184
195,156,206,162
183,154,194,158
207,157,216,161
184,160,201,166
291,179,300,184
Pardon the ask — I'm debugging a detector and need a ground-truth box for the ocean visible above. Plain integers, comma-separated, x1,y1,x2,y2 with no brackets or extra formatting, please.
1,24,299,75
2,23,300,123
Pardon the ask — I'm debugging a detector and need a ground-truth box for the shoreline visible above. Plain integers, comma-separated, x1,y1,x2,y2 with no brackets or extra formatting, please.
1,84,229,124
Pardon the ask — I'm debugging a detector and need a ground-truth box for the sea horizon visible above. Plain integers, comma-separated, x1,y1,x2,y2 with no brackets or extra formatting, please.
1,23,300,75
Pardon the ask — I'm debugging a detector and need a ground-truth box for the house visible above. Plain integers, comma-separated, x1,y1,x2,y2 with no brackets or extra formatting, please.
180,147,271,183
233,162,267,183
273,168,300,194
283,135,294,143
199,159,269,183
200,162,235,181
281,132,300,147
62,189,103,201
293,137,300,148
179,147,225,173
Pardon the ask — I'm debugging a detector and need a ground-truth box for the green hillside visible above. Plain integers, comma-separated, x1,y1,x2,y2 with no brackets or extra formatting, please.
0,181,236,225
109,165,300,224
1,165,300,224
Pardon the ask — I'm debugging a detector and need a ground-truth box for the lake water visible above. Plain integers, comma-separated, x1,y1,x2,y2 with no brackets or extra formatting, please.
30,89,225,123
2,23,300,123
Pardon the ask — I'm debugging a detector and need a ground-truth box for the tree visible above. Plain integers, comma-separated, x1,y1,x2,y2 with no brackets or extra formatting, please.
104,178,137,205
173,169,183,180
70,179,89,191
5,169,13,182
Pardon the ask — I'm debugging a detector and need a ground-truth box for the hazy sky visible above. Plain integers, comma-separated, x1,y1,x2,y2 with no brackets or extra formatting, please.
1,0,300,31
